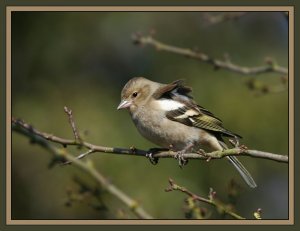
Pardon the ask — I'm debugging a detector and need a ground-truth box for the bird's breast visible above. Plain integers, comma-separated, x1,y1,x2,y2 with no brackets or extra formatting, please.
131,108,202,150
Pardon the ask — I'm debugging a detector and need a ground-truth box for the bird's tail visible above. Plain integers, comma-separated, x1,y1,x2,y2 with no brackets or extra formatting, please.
226,156,257,188
219,141,257,188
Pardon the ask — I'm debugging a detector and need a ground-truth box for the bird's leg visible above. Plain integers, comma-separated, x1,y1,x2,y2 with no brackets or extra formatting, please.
175,143,194,168
229,137,248,151
146,147,169,165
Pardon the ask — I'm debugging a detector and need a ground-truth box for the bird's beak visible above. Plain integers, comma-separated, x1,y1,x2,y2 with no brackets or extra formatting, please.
117,100,132,110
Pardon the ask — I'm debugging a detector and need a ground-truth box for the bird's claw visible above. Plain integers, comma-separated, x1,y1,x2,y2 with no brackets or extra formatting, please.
146,152,159,165
146,147,170,165
238,144,248,152
175,151,188,168
229,139,248,152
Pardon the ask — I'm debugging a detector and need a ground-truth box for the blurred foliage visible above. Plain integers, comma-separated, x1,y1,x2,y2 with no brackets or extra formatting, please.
12,11,288,219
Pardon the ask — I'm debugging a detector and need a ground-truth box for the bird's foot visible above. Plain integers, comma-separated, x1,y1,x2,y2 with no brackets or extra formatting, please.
229,139,248,151
175,151,189,168
238,144,248,152
146,148,168,165
146,152,159,165
175,143,194,168
196,149,212,161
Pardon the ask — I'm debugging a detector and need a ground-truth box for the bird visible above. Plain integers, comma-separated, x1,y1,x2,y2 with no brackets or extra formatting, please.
117,77,257,188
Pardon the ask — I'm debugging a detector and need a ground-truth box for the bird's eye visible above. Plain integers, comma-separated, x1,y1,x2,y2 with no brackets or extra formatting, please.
132,92,138,98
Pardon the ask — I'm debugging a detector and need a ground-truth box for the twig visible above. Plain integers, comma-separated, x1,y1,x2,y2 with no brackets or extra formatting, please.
132,34,288,76
165,178,245,219
184,197,208,219
64,106,83,144
62,149,95,165
12,118,288,163
201,12,247,26
12,120,152,219
245,76,288,95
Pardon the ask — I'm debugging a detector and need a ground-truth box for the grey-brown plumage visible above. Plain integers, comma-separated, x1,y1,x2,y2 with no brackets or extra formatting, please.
117,77,257,188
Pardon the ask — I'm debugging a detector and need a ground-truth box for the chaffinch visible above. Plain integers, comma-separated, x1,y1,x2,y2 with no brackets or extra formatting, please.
117,77,257,188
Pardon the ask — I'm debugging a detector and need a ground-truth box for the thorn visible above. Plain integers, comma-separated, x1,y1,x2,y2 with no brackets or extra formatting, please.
64,106,72,115
168,178,174,186
165,178,175,192
61,160,72,166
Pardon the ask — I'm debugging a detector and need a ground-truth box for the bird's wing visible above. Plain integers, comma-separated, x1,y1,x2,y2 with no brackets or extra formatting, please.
153,80,241,138
152,79,192,99
166,104,241,138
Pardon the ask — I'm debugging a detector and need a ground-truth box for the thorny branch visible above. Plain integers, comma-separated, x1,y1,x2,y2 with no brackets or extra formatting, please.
200,12,288,27
165,178,262,219
12,118,152,219
201,12,247,26
11,106,285,219
132,34,288,76
12,117,288,164
165,178,245,219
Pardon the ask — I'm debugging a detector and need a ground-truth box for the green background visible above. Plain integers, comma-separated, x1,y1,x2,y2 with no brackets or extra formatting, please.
11,11,288,220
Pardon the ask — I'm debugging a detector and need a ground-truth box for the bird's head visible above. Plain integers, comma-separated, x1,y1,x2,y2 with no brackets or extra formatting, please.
117,77,159,113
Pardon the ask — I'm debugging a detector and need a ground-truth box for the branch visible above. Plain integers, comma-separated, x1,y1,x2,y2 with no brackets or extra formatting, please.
201,12,247,26
12,117,288,163
12,119,153,219
245,76,288,95
64,106,83,144
132,34,288,76
165,178,245,219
